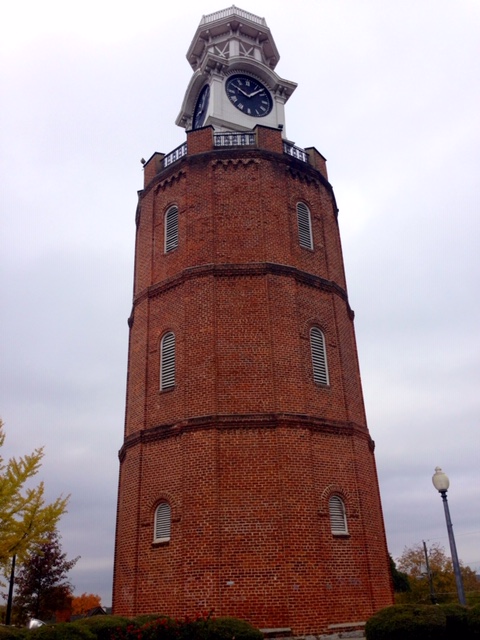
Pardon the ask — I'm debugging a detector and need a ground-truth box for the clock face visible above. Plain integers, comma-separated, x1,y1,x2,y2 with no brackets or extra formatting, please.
192,84,210,130
225,74,273,117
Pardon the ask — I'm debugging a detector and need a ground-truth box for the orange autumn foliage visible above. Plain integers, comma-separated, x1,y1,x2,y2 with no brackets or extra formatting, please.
71,592,102,616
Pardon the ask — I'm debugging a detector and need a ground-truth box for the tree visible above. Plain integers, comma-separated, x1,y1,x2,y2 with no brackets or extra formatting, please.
396,541,480,605
14,530,79,622
71,592,102,616
389,554,411,593
0,419,69,567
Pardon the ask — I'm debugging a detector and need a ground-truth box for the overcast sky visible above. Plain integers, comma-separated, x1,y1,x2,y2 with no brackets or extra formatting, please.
1,0,479,607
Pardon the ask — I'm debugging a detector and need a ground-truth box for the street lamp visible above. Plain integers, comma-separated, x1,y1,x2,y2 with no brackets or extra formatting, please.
432,467,466,605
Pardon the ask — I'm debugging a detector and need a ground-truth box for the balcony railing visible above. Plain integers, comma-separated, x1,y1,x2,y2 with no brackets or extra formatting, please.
163,142,187,168
160,136,308,169
283,142,309,163
201,6,266,26
214,131,257,148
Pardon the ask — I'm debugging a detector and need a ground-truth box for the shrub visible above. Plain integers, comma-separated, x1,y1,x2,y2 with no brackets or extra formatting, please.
438,603,469,639
365,604,447,640
29,623,95,640
113,617,178,640
467,605,480,640
110,613,263,640
132,615,168,627
207,617,263,640
72,615,132,640
0,626,28,640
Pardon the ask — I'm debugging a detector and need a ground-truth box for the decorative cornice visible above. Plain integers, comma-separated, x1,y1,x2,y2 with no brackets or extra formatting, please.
133,262,352,315
154,170,187,193
211,158,260,170
139,144,335,201
287,166,321,188
119,413,372,460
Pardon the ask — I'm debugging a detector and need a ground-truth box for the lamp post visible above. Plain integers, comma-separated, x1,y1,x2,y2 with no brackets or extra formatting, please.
432,467,466,605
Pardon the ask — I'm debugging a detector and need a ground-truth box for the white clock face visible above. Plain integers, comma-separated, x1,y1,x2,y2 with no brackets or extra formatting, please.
225,74,273,117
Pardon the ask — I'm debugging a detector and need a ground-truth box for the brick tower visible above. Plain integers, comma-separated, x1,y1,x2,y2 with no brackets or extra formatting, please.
112,6,393,635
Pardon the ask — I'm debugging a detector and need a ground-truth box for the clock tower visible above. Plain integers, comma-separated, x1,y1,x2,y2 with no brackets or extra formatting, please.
176,7,296,136
112,6,393,636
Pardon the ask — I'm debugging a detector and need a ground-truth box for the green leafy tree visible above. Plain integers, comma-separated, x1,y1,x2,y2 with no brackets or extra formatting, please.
396,541,480,605
14,530,79,621
0,419,69,567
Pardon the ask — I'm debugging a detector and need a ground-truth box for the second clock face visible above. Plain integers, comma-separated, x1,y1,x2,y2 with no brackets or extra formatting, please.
193,84,210,130
225,74,273,117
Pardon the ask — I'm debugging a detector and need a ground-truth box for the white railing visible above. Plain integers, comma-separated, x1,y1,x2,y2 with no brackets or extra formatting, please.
163,142,187,168
283,142,308,163
160,137,309,169
214,131,256,148
201,6,266,26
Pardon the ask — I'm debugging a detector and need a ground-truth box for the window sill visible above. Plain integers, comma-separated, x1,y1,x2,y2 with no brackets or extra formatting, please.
152,539,170,547
159,386,176,394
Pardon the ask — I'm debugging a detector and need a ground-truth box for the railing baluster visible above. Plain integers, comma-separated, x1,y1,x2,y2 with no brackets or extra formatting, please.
201,7,266,26
163,142,188,168
214,131,256,148
283,142,308,163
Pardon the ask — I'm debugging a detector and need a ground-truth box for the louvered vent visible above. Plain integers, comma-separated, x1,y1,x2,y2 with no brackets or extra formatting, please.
161,332,176,390
310,327,329,385
154,502,171,542
329,496,348,535
297,202,313,249
165,206,179,252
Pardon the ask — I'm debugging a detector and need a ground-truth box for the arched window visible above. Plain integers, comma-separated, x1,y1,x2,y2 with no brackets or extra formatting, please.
160,332,175,390
165,205,179,253
297,202,313,249
310,327,329,385
154,502,171,542
329,496,348,535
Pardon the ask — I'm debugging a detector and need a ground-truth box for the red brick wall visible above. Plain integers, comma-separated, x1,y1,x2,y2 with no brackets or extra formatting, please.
113,127,393,634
